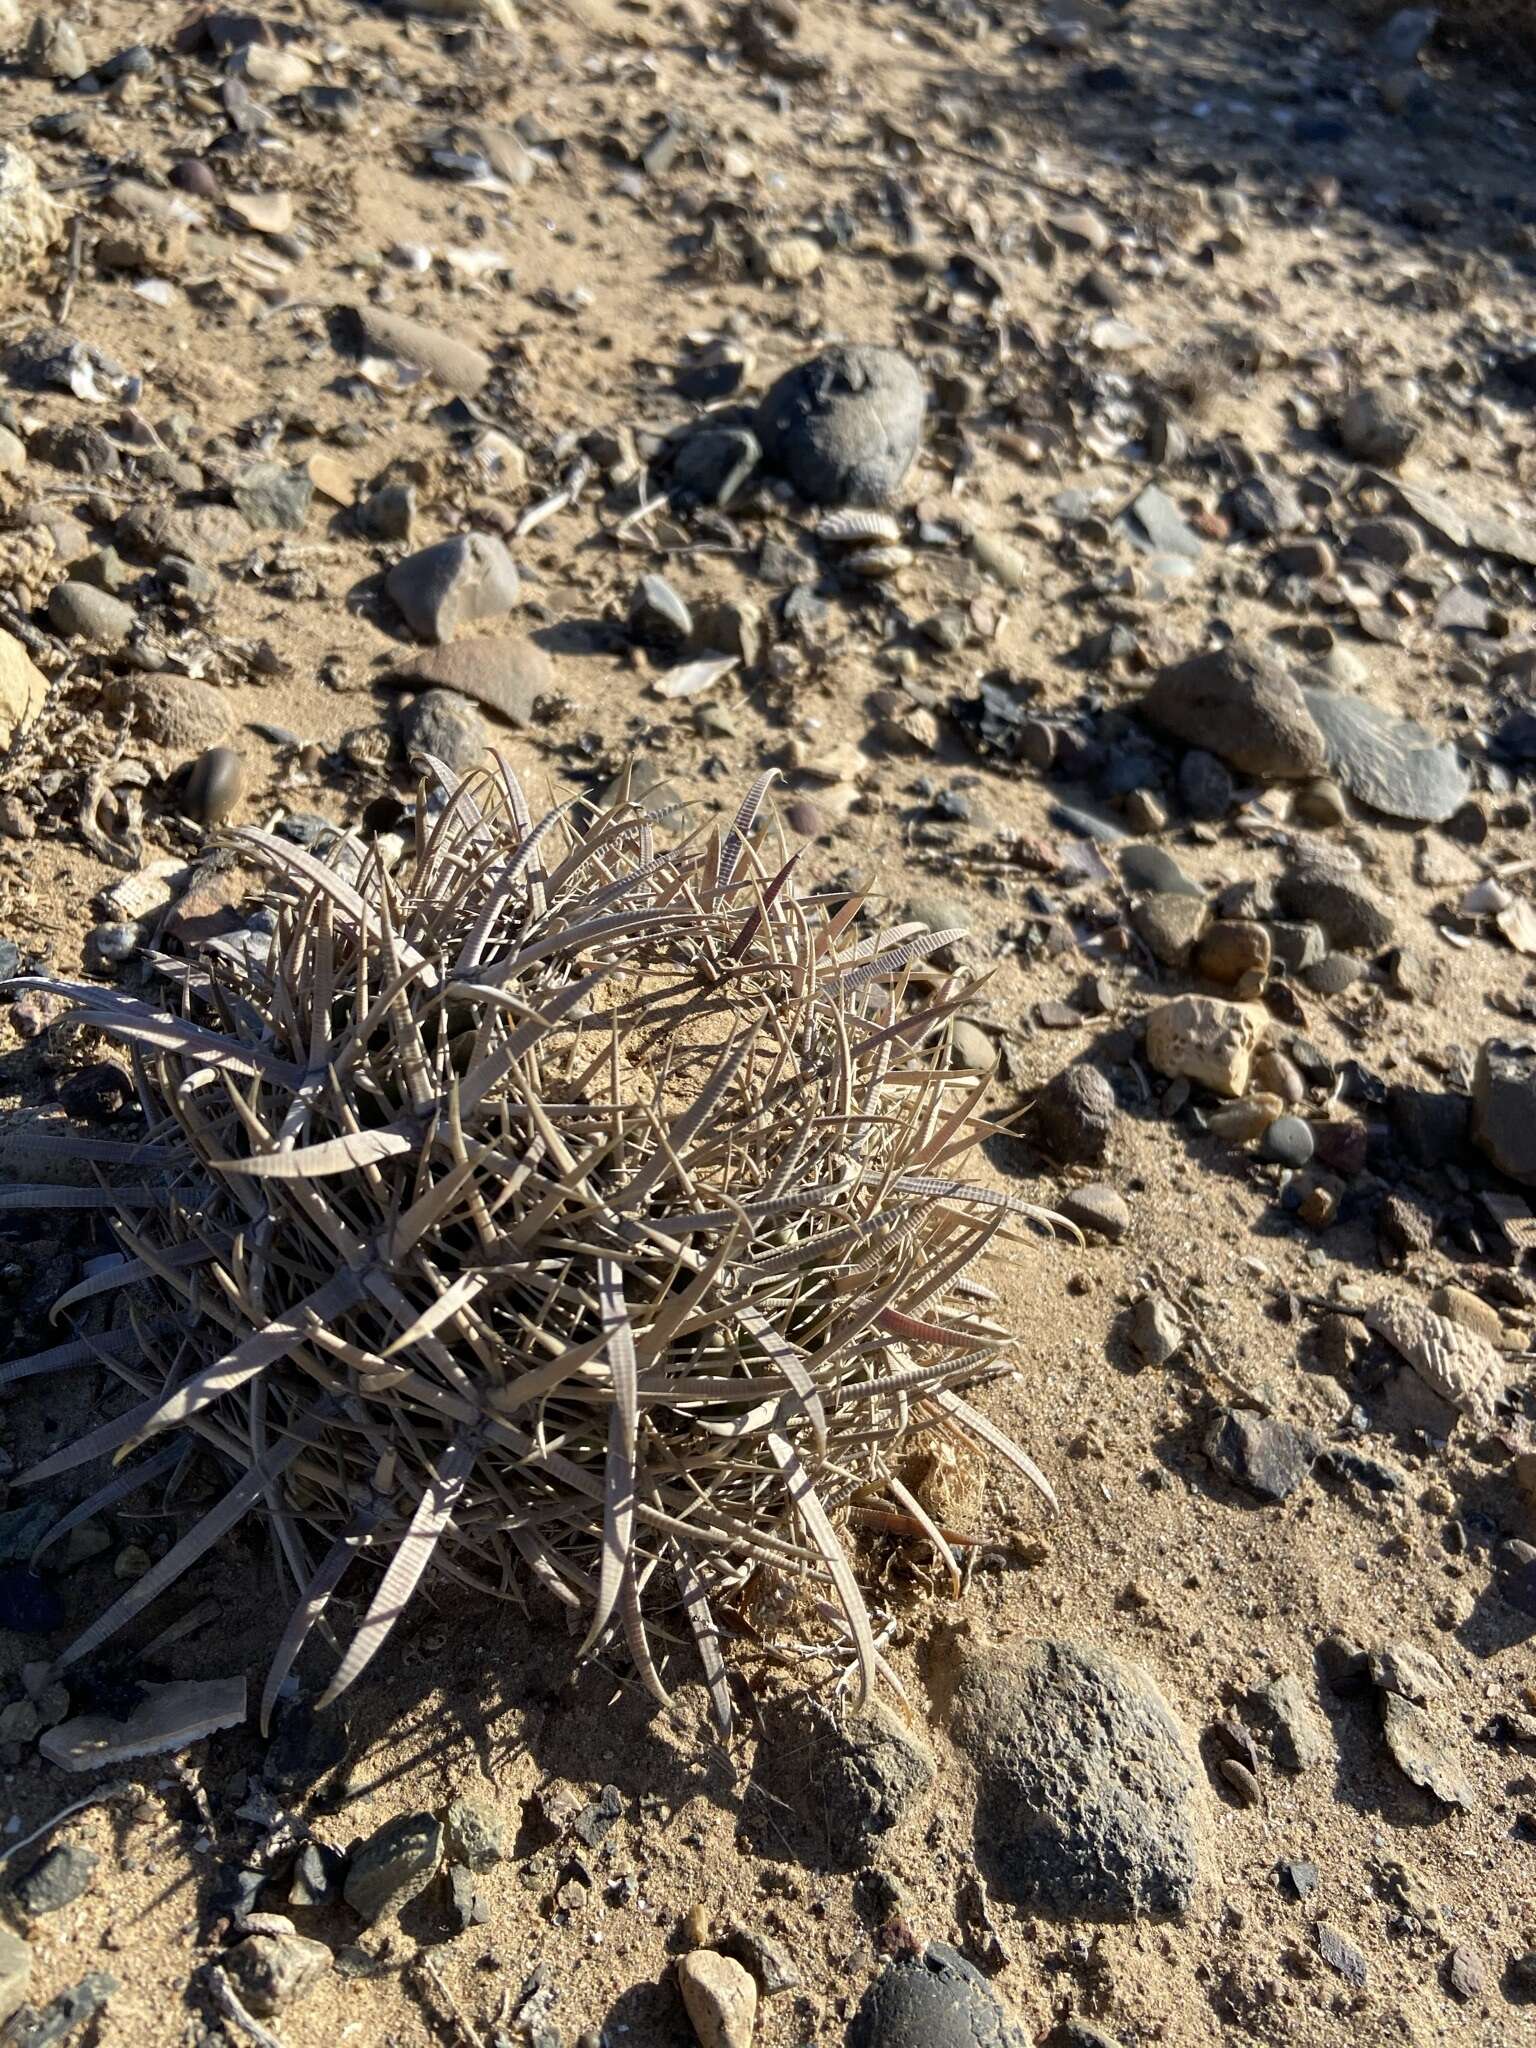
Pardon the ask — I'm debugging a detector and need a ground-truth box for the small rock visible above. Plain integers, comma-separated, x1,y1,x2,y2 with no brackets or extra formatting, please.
1059,1184,1130,1243
182,746,243,826
1471,1039,1536,1185
787,1698,934,1858
1379,1692,1474,1808
1293,777,1347,829
400,689,486,775
1219,1757,1261,1806
232,462,312,533
344,304,491,397
677,1950,757,2048
343,1811,444,1925
1030,1064,1117,1165
1339,386,1417,469
386,533,520,643
0,146,65,281
1446,1947,1485,2001
444,1796,509,1873
1196,920,1271,987
1141,644,1326,779
223,1934,332,2018
384,635,553,727
1246,1673,1327,1772
1177,748,1234,820
720,1928,799,1999
1131,891,1209,969
938,1636,1206,1920
1130,1292,1183,1366
1316,1923,1367,1988
847,1943,1028,2048
1276,847,1395,951
1145,995,1267,1098
0,1926,29,2028
1120,845,1203,899
755,345,925,506
446,1863,490,1933
356,483,416,543
0,629,47,749
1369,1641,1447,1703
12,1843,99,1918
631,573,693,644
1263,1116,1314,1169
1204,1410,1319,1502
47,580,135,648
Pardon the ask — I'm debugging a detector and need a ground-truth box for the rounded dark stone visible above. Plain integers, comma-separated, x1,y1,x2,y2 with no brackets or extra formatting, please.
1031,1064,1117,1166
847,1942,1028,2048
755,345,926,506
1263,1115,1314,1168
1177,748,1234,820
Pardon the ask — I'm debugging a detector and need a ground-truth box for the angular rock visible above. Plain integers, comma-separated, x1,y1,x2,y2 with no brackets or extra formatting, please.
1131,892,1209,969
343,1811,443,1924
1059,1184,1130,1243
444,1796,509,1872
223,1933,332,2017
755,345,925,505
1205,1410,1319,1502
847,1943,1029,2048
232,462,312,533
676,1951,757,2048
386,533,519,642
1298,684,1469,825
1196,920,1270,987
1121,484,1204,561
1276,847,1394,952
1145,995,1267,1098
1141,646,1326,780
0,1926,29,2029
1130,1293,1183,1367
1030,1063,1117,1165
940,1638,1205,1920
1471,1039,1536,1185
383,634,552,726
12,1844,99,1918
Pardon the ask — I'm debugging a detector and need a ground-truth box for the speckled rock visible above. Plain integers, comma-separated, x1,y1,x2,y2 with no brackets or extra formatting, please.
847,1943,1029,2048
678,1949,757,2048
756,345,925,505
1145,995,1267,1098
0,145,65,281
343,1811,443,1925
223,1933,332,2017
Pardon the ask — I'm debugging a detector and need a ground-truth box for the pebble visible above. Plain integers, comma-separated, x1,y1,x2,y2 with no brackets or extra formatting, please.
1030,1064,1117,1166
1339,385,1417,468
386,533,520,642
47,580,135,648
182,746,243,825
754,344,925,505
1246,1673,1327,1772
342,1811,444,1925
1130,1292,1183,1367
1196,920,1270,987
444,1796,509,1872
223,1934,332,2018
677,1950,757,2048
385,634,552,727
1119,844,1202,899
1176,748,1234,820
1058,1184,1130,1243
1131,891,1209,969
1263,1116,1314,1168
847,1944,1028,2048
1205,1409,1319,1502
1276,847,1395,951
12,1843,99,1918
357,482,416,543
399,688,487,774
232,461,313,533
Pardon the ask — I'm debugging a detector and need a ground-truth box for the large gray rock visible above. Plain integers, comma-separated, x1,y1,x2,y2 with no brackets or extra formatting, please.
847,1943,1029,2048
769,1698,934,1868
940,1638,1205,1920
386,533,520,642
756,346,925,505
1298,682,1469,825
1141,645,1326,780
1472,1040,1536,1186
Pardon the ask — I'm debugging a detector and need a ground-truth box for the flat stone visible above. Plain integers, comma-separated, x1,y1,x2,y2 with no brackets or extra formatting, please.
755,345,925,505
1142,645,1326,779
223,1934,332,2017
343,303,491,396
1471,1039,1536,1185
847,1943,1029,2048
1379,1692,1475,1808
386,533,520,642
1316,1923,1367,1988
1298,683,1469,825
12,1844,99,1918
343,1811,443,1924
1246,1673,1327,1772
1058,1184,1130,1242
677,1950,757,2048
1205,1409,1319,1502
940,1637,1206,1920
383,634,552,725
40,1678,247,1770
1121,484,1204,561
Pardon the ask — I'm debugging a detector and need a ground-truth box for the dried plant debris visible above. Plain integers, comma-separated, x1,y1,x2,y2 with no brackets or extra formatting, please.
9,766,1062,1731
1365,1297,1507,1432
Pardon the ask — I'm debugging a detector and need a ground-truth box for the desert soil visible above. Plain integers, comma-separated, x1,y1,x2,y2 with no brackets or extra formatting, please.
1,1,1535,2046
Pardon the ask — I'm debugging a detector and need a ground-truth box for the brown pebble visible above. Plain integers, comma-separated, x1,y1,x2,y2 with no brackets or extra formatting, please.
1220,1757,1262,1806
183,745,243,825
